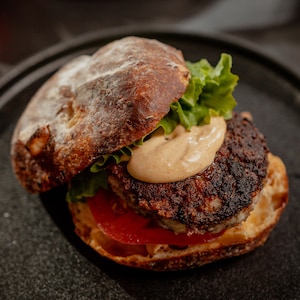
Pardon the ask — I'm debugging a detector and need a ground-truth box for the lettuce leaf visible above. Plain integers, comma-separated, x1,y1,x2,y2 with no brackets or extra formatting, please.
159,53,238,133
66,168,108,203
67,53,238,202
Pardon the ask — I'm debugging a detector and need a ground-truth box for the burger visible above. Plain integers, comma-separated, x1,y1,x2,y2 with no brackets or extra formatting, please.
11,36,288,271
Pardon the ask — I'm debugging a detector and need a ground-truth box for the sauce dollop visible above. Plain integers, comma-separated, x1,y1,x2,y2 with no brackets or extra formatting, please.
127,117,226,183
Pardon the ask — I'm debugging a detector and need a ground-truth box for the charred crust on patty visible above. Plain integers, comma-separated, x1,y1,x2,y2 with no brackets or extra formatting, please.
107,113,269,235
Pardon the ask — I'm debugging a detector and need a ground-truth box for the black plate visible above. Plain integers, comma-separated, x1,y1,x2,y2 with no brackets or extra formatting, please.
1,28,300,299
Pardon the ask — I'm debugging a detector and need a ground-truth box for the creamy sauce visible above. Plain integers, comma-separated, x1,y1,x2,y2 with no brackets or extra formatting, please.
127,117,227,183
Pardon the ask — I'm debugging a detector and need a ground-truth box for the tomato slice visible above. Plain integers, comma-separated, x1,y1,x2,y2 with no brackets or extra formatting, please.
88,188,224,245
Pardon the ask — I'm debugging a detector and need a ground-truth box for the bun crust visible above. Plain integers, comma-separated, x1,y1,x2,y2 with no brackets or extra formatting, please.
11,37,189,193
68,153,288,271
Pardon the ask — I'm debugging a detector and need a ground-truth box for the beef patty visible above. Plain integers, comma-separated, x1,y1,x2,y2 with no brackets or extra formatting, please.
107,113,269,235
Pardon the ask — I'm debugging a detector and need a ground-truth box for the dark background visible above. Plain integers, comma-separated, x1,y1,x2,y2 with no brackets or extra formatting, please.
0,0,299,77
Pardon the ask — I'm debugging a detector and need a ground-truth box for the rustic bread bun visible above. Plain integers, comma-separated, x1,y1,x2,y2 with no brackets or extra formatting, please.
68,153,288,271
11,37,190,193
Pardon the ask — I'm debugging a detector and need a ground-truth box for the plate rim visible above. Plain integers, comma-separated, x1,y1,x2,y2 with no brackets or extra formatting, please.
1,25,300,104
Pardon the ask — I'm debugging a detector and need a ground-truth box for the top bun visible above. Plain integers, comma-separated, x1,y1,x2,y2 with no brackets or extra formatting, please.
11,37,190,193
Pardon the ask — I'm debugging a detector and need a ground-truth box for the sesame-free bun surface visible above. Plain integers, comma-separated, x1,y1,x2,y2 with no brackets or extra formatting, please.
11,37,190,193
68,153,288,271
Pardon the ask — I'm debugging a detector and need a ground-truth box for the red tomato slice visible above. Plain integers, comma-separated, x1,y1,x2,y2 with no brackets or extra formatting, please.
88,188,224,245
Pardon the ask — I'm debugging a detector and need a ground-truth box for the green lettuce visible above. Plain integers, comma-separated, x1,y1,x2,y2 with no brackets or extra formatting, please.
66,53,239,202
159,53,238,134
66,168,108,203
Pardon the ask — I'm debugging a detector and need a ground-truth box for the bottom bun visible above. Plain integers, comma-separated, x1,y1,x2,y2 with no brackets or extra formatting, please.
68,153,288,271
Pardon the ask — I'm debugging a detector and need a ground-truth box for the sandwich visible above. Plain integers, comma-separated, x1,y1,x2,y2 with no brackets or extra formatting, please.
11,36,288,271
